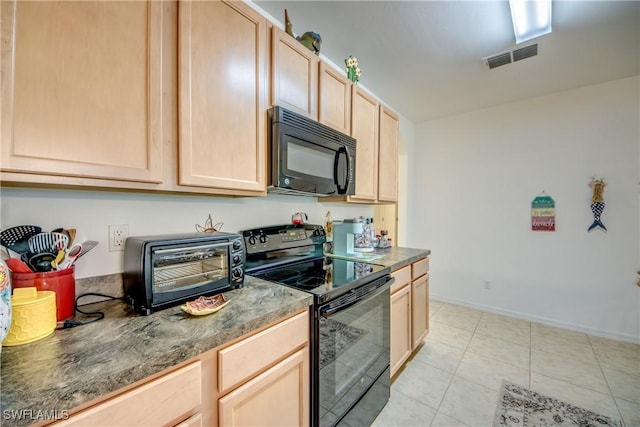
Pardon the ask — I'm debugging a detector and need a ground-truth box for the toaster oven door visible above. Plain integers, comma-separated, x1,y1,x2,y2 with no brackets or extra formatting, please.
152,241,231,298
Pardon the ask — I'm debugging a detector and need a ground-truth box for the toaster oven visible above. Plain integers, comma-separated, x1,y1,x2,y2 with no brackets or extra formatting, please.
123,232,244,315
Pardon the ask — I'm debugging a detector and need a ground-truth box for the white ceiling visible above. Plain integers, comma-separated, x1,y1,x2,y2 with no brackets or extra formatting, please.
253,0,640,124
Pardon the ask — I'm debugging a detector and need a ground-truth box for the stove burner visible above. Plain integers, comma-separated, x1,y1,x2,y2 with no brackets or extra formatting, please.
296,276,326,289
265,269,301,282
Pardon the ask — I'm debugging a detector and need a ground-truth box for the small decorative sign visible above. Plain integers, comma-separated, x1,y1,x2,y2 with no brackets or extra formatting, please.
531,193,555,231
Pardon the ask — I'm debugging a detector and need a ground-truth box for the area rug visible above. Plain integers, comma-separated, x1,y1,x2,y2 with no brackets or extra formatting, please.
318,318,367,369
494,382,622,427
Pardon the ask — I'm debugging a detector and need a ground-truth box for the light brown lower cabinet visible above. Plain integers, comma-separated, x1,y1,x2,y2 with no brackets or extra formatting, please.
390,281,412,376
175,413,203,427
51,309,310,427
54,362,203,427
390,257,429,378
219,348,309,426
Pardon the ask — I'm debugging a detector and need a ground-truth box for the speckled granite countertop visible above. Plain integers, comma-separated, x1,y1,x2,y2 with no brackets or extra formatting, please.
371,246,431,271
0,277,312,427
0,247,428,426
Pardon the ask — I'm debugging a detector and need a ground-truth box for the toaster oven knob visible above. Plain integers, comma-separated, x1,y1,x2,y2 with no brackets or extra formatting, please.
232,239,242,250
232,254,241,264
232,267,243,279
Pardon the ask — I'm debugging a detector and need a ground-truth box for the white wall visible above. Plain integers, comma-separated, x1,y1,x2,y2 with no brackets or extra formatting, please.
410,76,640,343
0,189,371,279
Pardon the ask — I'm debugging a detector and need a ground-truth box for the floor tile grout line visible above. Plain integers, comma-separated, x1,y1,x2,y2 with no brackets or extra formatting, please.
428,310,484,426
528,318,532,389
588,334,627,426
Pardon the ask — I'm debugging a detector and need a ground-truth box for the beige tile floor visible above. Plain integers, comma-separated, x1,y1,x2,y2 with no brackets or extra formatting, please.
372,300,640,427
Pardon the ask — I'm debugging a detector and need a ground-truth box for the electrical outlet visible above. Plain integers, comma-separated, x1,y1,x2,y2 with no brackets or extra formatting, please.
109,224,129,252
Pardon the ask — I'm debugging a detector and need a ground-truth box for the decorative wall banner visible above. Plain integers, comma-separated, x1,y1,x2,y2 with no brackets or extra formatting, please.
531,193,555,231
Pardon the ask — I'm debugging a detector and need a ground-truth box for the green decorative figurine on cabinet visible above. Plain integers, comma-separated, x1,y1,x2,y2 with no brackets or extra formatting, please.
284,9,322,55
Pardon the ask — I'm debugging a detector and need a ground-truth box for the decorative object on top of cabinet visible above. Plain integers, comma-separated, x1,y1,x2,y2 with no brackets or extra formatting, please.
284,9,322,55
345,55,361,84
378,105,399,203
1,0,163,184
271,26,319,119
179,0,267,193
318,61,352,135
588,177,607,232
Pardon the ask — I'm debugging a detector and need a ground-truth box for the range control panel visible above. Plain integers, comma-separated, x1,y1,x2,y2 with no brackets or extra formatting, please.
242,224,325,255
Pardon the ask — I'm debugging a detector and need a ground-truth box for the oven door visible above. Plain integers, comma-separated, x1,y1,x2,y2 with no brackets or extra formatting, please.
316,275,392,427
150,241,232,308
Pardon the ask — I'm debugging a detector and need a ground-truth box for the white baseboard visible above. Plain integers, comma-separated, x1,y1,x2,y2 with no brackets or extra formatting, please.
430,294,640,345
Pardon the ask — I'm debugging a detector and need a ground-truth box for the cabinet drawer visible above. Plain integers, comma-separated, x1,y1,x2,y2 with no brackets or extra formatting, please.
57,362,202,426
218,310,309,393
412,258,429,280
391,265,411,294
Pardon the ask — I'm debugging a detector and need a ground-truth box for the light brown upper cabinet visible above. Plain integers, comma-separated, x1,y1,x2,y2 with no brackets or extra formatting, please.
349,86,380,202
270,26,318,119
178,0,267,193
378,105,399,203
318,61,352,135
1,0,163,183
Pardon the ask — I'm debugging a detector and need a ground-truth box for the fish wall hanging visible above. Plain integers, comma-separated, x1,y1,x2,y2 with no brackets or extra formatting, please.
588,178,607,232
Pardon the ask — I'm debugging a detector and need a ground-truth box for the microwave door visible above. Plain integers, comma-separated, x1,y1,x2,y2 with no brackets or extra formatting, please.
279,133,338,193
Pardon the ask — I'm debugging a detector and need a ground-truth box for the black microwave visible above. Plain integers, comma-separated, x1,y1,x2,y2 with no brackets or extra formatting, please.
123,232,244,315
268,106,356,197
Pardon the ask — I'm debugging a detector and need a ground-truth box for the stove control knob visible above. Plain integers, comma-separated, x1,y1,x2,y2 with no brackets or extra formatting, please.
248,235,257,245
259,234,268,244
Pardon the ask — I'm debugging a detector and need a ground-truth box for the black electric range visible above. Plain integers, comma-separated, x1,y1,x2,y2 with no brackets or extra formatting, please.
242,224,392,427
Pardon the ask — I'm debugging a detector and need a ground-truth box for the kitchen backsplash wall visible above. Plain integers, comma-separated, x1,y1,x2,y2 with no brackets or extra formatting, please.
0,188,372,279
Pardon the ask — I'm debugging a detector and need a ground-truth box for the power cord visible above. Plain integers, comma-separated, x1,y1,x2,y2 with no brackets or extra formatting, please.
57,292,124,329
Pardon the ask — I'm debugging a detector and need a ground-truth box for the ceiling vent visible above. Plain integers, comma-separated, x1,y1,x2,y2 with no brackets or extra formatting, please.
483,43,538,69
513,44,538,62
485,52,512,69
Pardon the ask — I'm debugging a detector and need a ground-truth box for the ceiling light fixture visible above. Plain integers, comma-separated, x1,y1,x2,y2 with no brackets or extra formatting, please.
508,0,552,44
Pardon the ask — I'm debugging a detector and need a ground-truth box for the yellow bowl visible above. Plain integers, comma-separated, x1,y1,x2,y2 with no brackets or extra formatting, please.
2,287,56,346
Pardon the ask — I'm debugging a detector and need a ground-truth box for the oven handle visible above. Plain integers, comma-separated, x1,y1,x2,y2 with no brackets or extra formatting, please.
320,276,394,318
153,241,232,254
333,146,351,195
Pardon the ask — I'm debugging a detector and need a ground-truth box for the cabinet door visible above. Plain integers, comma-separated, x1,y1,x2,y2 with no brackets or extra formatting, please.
378,105,399,203
1,0,163,183
175,413,203,427
411,275,429,349
56,362,202,427
179,0,267,192
390,285,412,377
318,61,351,134
350,86,379,202
271,27,318,119
219,348,309,427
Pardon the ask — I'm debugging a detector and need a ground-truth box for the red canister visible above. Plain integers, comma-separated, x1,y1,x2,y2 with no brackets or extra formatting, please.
11,266,75,321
